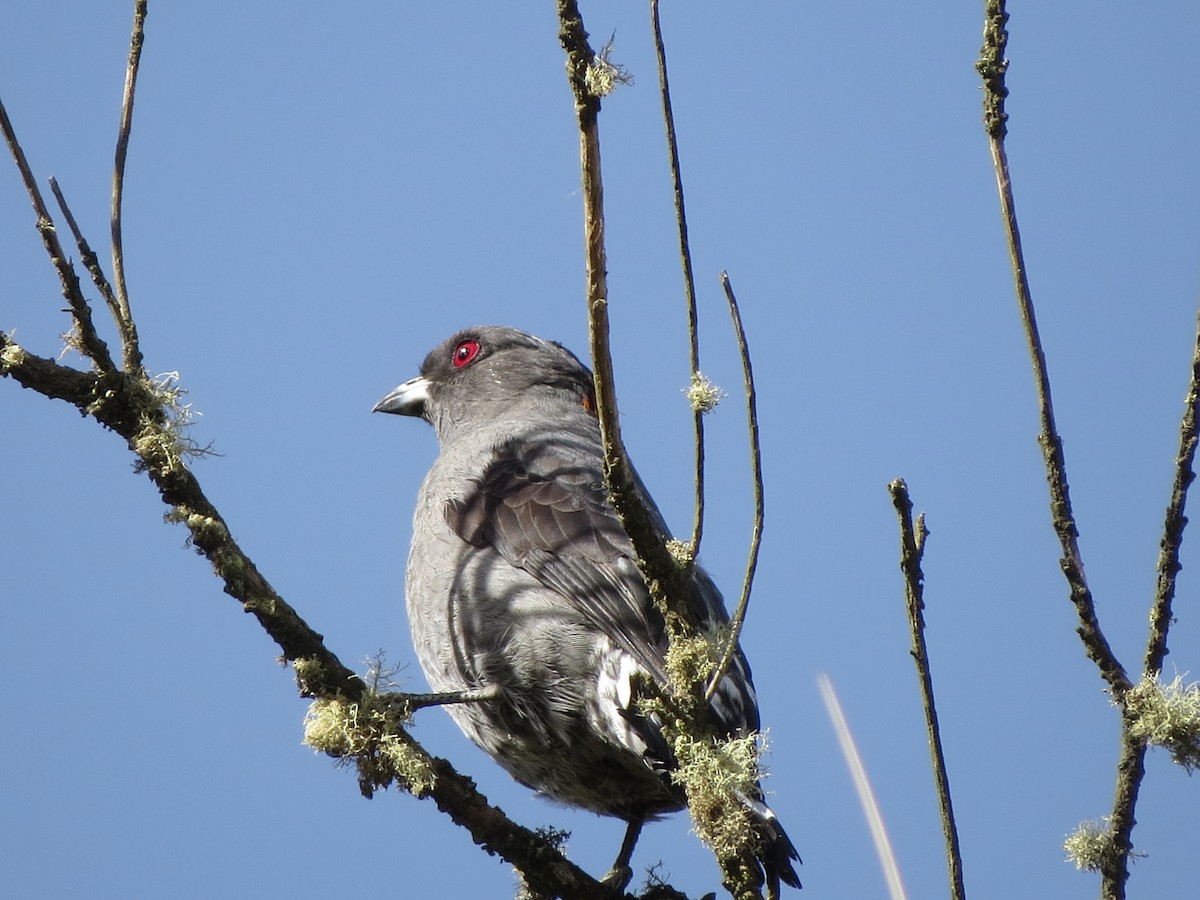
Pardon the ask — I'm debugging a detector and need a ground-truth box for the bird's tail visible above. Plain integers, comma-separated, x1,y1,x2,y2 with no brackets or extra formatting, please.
739,791,802,894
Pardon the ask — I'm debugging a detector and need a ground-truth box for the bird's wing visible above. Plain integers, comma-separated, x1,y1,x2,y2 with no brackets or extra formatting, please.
444,432,672,686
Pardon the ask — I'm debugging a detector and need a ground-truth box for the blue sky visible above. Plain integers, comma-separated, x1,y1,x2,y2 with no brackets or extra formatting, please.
3,3,1199,898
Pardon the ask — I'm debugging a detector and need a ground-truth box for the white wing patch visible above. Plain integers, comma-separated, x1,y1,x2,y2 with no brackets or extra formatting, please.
592,640,651,758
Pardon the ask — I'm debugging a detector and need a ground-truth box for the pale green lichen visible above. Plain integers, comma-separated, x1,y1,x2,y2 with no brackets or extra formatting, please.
665,538,695,569
58,326,86,361
130,370,210,474
291,656,326,695
585,35,632,97
671,732,764,861
1123,671,1200,772
0,339,29,372
685,371,725,415
664,628,721,696
1063,818,1116,871
302,692,435,798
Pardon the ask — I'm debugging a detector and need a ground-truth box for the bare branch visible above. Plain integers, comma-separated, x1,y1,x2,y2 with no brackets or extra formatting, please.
976,0,1129,697
706,273,764,702
0,96,116,371
49,177,125,329
111,0,148,374
1144,303,1200,675
888,479,966,900
650,0,706,558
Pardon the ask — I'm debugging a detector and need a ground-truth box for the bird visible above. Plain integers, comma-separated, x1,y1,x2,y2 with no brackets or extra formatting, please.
373,325,800,894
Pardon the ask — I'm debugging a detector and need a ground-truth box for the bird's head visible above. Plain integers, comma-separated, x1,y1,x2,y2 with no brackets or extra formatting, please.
373,325,597,440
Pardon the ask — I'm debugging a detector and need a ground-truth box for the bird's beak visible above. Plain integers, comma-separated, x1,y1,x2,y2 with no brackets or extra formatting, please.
373,375,430,417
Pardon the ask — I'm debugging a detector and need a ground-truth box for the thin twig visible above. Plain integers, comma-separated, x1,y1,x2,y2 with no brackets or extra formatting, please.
976,0,1129,697
650,0,706,558
111,0,147,373
888,479,967,900
0,96,116,371
706,273,764,701
1144,304,1200,675
49,177,125,329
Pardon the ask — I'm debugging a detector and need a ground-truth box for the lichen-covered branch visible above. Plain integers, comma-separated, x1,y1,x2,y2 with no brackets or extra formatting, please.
1,325,626,897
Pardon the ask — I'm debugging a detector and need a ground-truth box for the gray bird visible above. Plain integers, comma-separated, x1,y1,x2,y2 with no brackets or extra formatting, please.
374,325,800,893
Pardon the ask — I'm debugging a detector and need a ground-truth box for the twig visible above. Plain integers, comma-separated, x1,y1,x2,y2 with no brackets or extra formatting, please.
110,0,147,373
49,177,125,330
555,1,693,622
0,96,116,372
1144,304,1200,675
975,0,1130,697
978,6,1142,898
888,479,966,900
706,273,764,701
650,0,706,558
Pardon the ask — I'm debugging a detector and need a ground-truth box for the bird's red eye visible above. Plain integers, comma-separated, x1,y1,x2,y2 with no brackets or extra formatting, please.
453,339,481,368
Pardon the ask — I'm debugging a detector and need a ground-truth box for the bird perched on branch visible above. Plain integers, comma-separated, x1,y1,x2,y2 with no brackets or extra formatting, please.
374,325,800,894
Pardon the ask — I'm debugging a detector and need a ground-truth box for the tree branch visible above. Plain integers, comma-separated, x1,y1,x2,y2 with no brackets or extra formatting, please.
650,0,706,558
1144,304,1200,675
110,0,147,374
555,0,689,618
976,0,1129,697
1,329,620,900
50,176,126,334
0,95,116,372
978,6,1144,898
888,479,966,900
706,273,765,703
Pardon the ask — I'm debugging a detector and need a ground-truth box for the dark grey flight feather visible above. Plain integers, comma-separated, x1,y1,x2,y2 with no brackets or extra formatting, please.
375,325,800,892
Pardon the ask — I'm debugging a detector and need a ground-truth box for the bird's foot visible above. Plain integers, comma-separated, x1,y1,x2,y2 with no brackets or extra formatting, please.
600,864,633,896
